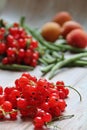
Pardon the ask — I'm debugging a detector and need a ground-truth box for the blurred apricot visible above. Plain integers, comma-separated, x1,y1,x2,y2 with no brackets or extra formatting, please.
41,22,61,42
52,11,72,26
66,29,87,48
61,21,83,38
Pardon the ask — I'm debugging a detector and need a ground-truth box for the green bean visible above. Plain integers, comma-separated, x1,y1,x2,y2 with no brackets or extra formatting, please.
20,16,26,27
49,53,87,79
0,63,34,71
42,57,56,64
41,64,55,73
56,44,87,53
52,51,61,58
44,53,54,59
41,64,55,77
71,60,87,66
39,58,48,65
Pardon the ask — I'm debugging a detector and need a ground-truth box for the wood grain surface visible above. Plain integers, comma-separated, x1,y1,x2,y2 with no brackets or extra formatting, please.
0,0,87,130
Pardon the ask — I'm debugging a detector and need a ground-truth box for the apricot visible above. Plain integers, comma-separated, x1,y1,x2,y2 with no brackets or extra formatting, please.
66,29,87,48
41,22,61,42
52,11,72,26
61,21,83,38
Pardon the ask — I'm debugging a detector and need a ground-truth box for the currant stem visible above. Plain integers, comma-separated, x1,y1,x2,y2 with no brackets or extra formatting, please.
46,115,74,129
52,114,74,121
65,86,82,101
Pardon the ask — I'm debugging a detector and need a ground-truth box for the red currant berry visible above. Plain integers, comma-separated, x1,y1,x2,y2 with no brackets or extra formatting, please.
7,47,15,57
24,57,31,65
10,89,20,99
13,22,19,27
18,49,25,58
0,27,5,33
59,90,66,99
43,112,52,123
32,52,39,60
2,57,9,64
18,76,29,87
31,59,37,67
9,27,18,35
34,116,44,128
18,38,26,48
49,95,59,107
54,106,61,116
36,109,45,117
57,99,66,112
0,110,4,119
17,98,28,109
64,88,69,97
0,95,5,105
30,40,38,48
0,43,6,54
7,35,14,43
2,101,12,112
40,102,50,112
0,86,3,94
25,49,32,57
9,109,18,120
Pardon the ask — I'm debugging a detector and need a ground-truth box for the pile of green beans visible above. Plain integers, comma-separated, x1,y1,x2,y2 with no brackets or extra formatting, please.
25,25,87,79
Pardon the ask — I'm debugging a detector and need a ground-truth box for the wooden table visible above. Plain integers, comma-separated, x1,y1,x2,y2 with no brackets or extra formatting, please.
0,0,87,129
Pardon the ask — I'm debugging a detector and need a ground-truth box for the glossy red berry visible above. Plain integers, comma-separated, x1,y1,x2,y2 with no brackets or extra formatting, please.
7,35,14,43
9,27,18,35
59,90,66,99
0,110,4,119
64,88,69,97
7,47,15,57
18,49,25,58
18,38,26,48
17,98,27,109
43,112,52,123
9,109,18,120
0,43,6,54
57,99,66,112
30,40,38,48
0,95,5,105
36,109,45,117
34,116,44,128
2,101,12,112
10,89,20,99
0,86,3,94
31,59,37,67
2,57,9,64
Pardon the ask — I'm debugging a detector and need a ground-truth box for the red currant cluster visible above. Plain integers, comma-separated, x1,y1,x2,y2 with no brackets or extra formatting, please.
0,24,39,67
0,73,69,128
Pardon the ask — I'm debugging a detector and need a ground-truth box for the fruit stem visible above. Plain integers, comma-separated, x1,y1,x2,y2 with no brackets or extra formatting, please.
66,86,82,101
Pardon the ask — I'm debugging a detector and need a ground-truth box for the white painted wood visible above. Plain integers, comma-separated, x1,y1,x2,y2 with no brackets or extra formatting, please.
0,0,87,129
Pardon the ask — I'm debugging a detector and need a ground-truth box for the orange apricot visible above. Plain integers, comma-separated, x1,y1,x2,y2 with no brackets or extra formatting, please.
52,11,72,26
61,21,83,38
41,22,61,42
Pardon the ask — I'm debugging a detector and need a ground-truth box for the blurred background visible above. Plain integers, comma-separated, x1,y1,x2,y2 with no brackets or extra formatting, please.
0,0,87,28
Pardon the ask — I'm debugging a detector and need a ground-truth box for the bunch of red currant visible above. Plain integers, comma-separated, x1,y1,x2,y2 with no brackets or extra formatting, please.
0,73,69,128
0,23,39,67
